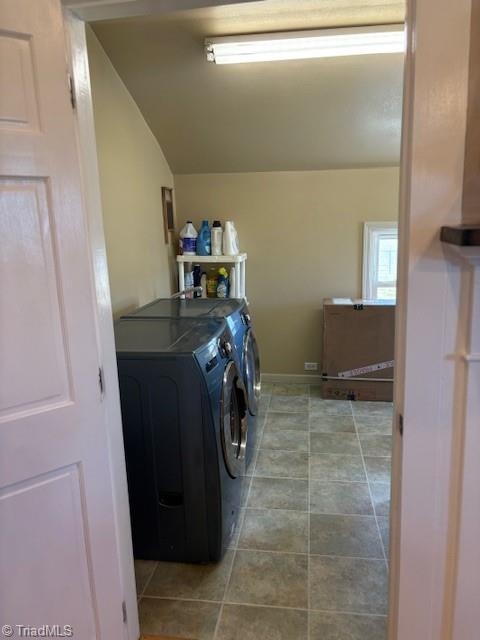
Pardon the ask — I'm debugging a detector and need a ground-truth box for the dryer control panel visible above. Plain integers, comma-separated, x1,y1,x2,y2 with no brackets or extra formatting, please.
196,328,234,376
242,311,252,327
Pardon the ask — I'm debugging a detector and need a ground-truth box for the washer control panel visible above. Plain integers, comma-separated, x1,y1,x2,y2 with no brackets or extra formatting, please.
198,328,235,375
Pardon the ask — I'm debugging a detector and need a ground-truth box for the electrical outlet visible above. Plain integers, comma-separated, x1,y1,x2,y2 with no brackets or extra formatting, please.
304,362,318,371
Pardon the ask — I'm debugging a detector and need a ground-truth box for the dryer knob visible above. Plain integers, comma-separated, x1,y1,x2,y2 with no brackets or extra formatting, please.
223,341,233,356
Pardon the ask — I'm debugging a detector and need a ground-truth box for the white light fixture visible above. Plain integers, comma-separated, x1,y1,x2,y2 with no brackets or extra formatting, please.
205,24,405,65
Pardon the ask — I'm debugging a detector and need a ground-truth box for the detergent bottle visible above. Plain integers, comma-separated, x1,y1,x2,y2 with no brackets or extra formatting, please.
196,220,211,256
223,221,239,255
193,264,202,298
211,221,223,256
184,264,194,298
179,221,197,256
206,267,218,298
217,267,229,298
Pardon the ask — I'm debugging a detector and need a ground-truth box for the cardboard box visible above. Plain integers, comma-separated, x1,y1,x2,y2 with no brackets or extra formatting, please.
322,298,395,402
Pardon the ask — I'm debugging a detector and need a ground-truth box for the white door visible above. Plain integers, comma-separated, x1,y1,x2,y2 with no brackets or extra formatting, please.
0,1,127,637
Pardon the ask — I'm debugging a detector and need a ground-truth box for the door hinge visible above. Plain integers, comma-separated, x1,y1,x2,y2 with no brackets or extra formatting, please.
122,600,127,624
398,413,404,437
68,73,76,110
98,366,105,396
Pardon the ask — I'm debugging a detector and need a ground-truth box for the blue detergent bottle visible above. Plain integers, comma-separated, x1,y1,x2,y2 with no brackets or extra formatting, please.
196,220,211,256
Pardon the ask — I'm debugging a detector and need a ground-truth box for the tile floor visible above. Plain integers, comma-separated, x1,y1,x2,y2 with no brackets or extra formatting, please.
135,384,393,640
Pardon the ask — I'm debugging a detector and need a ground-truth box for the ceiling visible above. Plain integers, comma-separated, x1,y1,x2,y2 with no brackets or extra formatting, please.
64,0,261,22
92,0,406,174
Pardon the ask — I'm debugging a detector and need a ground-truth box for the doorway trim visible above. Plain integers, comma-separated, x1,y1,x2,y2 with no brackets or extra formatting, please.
63,10,139,640
389,0,473,638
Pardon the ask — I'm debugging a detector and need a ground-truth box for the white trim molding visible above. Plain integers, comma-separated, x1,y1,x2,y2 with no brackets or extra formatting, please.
261,372,323,385
390,0,474,638
63,10,139,640
440,243,480,639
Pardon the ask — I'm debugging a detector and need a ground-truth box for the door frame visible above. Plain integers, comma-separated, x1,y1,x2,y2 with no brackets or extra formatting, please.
62,11,140,640
62,0,476,638
390,0,473,638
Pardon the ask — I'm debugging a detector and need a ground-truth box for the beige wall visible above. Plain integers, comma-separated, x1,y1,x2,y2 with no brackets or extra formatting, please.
175,168,400,375
87,27,174,317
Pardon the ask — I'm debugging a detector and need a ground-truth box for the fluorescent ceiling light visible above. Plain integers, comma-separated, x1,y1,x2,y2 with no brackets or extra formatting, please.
205,25,405,64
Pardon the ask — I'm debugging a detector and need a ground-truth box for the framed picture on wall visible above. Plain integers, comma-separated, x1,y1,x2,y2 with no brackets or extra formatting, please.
162,187,175,243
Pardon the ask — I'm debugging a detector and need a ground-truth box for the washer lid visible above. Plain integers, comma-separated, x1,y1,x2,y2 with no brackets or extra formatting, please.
206,299,245,318
114,317,225,356
127,297,244,319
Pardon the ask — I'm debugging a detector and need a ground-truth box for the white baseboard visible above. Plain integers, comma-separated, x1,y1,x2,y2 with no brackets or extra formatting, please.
261,372,323,385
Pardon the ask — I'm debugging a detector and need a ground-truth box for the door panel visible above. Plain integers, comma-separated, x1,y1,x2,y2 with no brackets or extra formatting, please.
0,31,40,131
0,178,71,417
0,1,127,637
0,465,97,637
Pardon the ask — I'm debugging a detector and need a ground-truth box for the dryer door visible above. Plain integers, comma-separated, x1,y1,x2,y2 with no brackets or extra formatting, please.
221,361,248,478
243,327,261,416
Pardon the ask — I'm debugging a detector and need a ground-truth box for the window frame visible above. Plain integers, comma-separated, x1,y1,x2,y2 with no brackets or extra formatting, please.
362,221,398,300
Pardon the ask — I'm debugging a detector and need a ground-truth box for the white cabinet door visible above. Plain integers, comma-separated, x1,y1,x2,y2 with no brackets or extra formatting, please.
0,1,127,637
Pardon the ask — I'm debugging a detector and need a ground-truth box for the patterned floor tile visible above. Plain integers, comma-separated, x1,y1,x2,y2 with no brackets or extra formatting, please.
255,450,309,479
310,514,383,558
226,550,308,608
310,481,373,516
309,555,388,614
145,551,234,600
310,454,366,482
217,604,308,640
139,598,220,640
269,395,310,413
248,477,308,511
310,611,387,640
310,432,361,455
261,428,309,452
239,508,308,553
264,411,309,432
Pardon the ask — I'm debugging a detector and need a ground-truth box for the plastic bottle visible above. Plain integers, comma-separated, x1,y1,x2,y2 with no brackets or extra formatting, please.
193,264,202,298
211,221,223,256
206,267,218,298
179,221,197,256
184,264,194,298
217,267,229,298
229,266,236,298
196,220,211,256
200,273,207,298
223,221,239,255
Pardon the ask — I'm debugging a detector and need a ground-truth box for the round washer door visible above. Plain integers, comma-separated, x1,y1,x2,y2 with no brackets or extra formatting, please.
243,327,261,416
220,360,248,478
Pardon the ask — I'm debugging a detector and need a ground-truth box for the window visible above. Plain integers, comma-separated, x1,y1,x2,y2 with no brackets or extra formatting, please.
362,222,398,300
